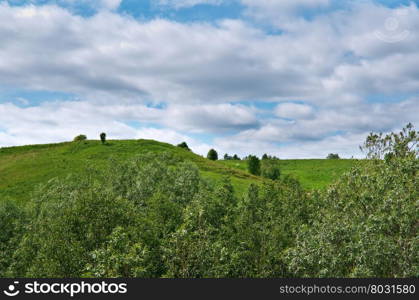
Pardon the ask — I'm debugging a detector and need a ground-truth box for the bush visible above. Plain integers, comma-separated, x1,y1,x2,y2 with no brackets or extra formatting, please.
73,134,87,142
0,199,26,277
100,133,106,144
326,153,340,159
247,155,261,176
285,124,418,277
207,149,218,161
177,142,191,151
261,159,281,180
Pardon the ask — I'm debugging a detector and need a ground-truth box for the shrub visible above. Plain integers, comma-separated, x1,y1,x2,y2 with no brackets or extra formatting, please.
0,199,26,277
224,154,233,160
177,142,191,151
247,155,261,176
207,149,218,161
326,153,340,159
100,133,106,144
285,124,419,277
73,134,87,142
261,159,281,180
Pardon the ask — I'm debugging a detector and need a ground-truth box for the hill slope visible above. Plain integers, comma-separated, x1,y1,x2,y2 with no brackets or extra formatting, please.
0,139,358,203
0,140,260,203
220,159,358,190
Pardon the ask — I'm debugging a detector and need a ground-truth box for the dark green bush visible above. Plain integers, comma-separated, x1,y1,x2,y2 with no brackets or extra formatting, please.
207,149,218,161
326,153,340,159
73,134,87,142
177,142,190,151
100,133,106,144
261,159,281,180
247,155,261,176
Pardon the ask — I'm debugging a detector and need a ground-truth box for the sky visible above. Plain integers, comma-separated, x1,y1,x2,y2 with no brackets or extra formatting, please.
0,0,418,158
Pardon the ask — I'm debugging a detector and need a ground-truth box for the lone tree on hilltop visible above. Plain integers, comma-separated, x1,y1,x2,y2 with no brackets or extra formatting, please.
207,149,218,161
327,153,340,159
100,133,107,144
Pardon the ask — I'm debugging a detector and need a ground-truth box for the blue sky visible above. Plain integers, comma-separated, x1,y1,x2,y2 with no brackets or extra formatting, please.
0,0,418,158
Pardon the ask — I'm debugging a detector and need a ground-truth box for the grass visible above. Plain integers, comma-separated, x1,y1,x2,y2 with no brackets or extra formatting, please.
0,139,359,203
220,159,359,190
0,140,259,204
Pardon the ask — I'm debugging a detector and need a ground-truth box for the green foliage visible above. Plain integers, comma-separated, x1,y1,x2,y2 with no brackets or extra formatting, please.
261,159,281,180
285,124,419,277
0,125,417,278
207,149,218,161
0,139,257,203
177,142,191,151
360,123,418,160
100,133,106,144
247,155,261,176
84,227,151,277
73,134,87,142
326,153,340,159
0,199,26,277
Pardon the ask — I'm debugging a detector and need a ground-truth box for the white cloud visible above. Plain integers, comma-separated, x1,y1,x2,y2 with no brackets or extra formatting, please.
1,2,418,157
275,103,314,120
156,0,223,9
0,101,212,155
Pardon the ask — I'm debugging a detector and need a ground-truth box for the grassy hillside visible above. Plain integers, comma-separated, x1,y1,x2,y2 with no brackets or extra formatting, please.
221,159,358,190
0,139,358,203
0,140,260,204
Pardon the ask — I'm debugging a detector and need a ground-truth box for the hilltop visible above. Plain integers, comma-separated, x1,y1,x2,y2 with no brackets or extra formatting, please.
0,139,357,203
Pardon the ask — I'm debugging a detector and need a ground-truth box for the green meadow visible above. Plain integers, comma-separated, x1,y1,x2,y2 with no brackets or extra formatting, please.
0,139,357,203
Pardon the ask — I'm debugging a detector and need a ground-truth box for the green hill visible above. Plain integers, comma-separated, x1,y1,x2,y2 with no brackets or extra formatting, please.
0,139,357,203
0,140,260,204
220,159,358,190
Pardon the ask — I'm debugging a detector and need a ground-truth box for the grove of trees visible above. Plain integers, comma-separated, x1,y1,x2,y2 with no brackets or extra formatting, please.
0,124,417,278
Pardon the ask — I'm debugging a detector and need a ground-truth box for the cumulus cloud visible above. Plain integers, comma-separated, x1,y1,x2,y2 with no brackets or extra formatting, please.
0,101,212,154
275,103,315,120
0,1,418,157
156,0,223,9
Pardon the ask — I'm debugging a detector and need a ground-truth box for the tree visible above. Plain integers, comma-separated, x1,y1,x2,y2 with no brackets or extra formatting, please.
73,134,87,142
233,154,240,160
224,154,235,160
247,155,260,175
262,154,269,160
261,159,281,180
177,142,191,151
100,133,106,144
326,153,340,159
360,123,418,160
207,149,218,161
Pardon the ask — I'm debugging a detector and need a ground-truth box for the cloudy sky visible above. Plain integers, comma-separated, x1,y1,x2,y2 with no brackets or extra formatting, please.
0,0,418,158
